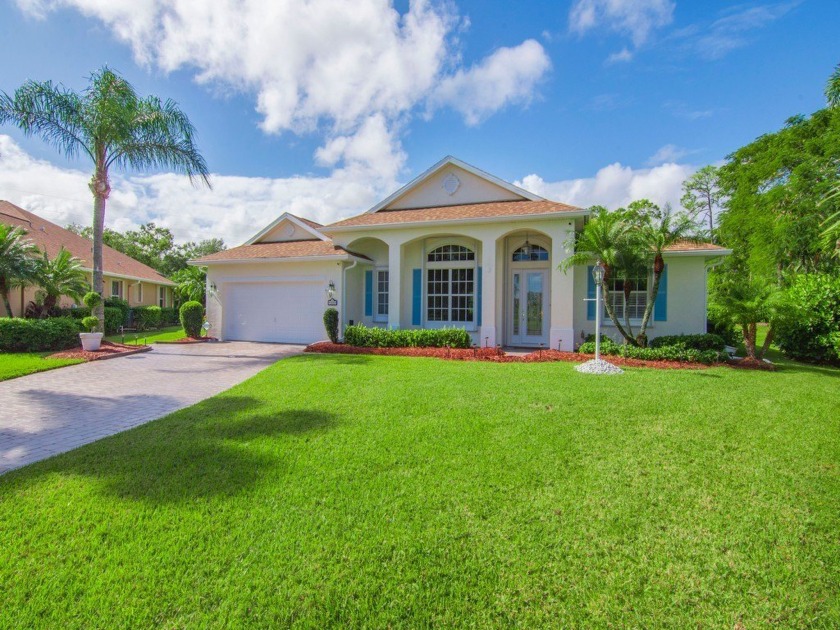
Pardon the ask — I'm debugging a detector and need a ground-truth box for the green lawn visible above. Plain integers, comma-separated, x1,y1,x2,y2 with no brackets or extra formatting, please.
0,352,83,381
1,356,838,627
105,325,186,344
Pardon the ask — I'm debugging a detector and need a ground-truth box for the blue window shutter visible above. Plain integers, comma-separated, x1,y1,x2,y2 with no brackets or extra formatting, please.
364,270,373,317
412,269,422,326
586,266,595,321
654,265,668,321
477,266,482,326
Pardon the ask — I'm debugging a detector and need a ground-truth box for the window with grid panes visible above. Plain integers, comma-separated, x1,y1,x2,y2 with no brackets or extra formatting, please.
606,275,648,320
375,269,389,321
426,245,475,325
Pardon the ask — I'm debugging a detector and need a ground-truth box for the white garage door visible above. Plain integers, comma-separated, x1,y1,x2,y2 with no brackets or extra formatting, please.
224,281,325,344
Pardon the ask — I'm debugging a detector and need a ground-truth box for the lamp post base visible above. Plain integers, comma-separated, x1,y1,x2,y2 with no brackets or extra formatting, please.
575,358,624,375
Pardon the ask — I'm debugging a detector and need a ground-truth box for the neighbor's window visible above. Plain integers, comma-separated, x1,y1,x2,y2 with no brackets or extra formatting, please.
159,286,166,308
111,280,123,298
136,283,143,302
606,276,648,320
426,244,475,325
375,269,389,322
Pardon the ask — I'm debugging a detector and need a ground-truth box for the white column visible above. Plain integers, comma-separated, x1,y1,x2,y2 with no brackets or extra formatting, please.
550,222,575,351
387,239,402,329
480,237,497,347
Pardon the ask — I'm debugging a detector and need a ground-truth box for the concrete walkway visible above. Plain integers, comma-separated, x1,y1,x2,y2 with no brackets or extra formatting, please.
0,341,303,474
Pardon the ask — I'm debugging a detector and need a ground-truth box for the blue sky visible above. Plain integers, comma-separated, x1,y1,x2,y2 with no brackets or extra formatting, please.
0,0,837,244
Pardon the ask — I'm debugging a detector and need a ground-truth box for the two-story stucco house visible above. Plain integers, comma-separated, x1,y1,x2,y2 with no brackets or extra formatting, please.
194,157,729,349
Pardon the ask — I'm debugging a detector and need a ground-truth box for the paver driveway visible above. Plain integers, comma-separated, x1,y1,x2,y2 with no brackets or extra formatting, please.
0,341,303,474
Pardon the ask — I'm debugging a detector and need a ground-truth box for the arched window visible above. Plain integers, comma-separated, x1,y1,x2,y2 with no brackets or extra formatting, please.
427,244,475,262
512,244,549,262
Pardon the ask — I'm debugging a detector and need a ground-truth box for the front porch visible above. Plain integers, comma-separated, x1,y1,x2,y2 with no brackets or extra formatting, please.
334,218,579,351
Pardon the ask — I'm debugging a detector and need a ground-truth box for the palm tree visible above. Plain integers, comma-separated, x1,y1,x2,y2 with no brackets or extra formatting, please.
0,67,210,330
0,224,39,317
826,62,840,108
560,206,644,345
172,265,206,305
712,277,779,361
33,247,89,317
635,205,704,344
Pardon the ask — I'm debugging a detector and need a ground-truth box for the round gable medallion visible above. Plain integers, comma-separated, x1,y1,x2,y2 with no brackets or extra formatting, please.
442,173,461,196
283,224,296,237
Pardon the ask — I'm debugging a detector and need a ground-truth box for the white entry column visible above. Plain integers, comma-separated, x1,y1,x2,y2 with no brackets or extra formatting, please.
387,238,402,329
480,236,497,347
550,221,576,351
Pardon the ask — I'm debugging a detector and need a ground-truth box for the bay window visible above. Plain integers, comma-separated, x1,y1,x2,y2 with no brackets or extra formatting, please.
425,244,476,326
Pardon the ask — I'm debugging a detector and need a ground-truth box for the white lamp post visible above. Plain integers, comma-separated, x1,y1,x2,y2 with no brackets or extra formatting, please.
592,260,605,362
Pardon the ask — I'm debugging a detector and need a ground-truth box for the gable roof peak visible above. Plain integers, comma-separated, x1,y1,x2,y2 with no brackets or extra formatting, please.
246,211,329,245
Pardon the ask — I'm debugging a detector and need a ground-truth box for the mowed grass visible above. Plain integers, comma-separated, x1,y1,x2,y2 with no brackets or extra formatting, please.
105,325,186,344
0,352,82,381
0,355,838,627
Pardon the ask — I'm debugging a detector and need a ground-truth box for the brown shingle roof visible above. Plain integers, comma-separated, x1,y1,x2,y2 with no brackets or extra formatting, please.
325,199,585,229
193,239,367,263
0,200,175,285
665,240,729,252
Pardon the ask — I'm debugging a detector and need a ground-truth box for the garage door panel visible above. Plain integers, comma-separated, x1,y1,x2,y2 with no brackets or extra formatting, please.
224,281,324,344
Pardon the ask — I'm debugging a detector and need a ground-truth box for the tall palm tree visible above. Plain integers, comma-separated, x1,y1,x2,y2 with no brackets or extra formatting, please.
0,224,39,317
820,64,840,253
33,247,89,317
635,206,704,344
560,206,644,344
0,67,210,330
826,62,840,108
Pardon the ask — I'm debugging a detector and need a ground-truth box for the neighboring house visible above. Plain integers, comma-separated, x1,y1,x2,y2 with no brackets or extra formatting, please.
0,201,176,317
193,156,730,348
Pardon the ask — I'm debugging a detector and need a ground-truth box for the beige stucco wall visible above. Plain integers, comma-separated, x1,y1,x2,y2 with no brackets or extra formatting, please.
572,255,709,345
387,164,524,210
260,218,320,243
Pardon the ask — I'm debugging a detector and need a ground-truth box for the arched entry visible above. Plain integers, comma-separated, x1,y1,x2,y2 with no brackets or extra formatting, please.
507,235,551,347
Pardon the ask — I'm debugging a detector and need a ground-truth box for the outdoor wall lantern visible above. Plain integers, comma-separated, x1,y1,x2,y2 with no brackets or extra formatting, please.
327,280,336,298
521,233,532,258
209,282,218,293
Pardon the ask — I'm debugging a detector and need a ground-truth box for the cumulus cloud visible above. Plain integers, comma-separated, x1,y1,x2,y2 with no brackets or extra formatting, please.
569,0,674,47
427,39,551,125
516,161,695,211
645,143,692,166
16,0,550,177
0,134,386,246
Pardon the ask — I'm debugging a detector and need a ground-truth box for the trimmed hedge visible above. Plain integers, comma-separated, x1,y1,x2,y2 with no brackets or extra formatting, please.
578,338,725,364
180,301,204,338
323,308,339,344
0,317,81,352
775,273,840,365
343,324,471,348
649,333,726,352
133,306,162,331
160,307,179,326
57,306,123,334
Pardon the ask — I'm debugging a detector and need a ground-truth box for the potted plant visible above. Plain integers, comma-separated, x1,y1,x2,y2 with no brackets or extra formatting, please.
79,291,104,351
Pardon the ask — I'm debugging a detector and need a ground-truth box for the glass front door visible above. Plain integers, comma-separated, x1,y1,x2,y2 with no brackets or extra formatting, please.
510,269,549,346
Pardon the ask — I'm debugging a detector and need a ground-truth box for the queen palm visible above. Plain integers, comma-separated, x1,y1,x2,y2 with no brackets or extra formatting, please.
0,224,39,317
0,67,210,329
33,247,89,317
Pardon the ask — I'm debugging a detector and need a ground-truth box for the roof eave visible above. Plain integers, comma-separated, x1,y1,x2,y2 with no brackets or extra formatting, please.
322,209,591,233
663,249,733,257
189,253,365,266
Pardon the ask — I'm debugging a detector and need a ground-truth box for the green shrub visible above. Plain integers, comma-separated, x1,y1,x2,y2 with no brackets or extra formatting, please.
180,301,204,338
775,273,840,365
323,308,339,343
649,333,726,352
578,338,725,364
343,324,471,348
133,306,162,331
57,306,91,320
0,317,81,352
160,307,179,325
82,291,102,309
81,316,99,333
103,307,123,335
104,296,130,325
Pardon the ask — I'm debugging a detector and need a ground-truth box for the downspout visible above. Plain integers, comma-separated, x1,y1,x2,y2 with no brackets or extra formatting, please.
341,258,359,340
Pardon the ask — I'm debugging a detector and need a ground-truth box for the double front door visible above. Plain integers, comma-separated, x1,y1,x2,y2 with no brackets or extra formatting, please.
509,269,549,347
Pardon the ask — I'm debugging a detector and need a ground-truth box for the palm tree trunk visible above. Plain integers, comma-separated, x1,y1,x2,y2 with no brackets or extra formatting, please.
89,164,110,332
602,292,636,345
1,292,12,317
743,322,757,360
757,326,775,361
637,270,662,344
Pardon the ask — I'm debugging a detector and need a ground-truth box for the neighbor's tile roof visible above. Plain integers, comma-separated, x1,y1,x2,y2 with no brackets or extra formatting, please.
664,240,729,252
326,199,585,229
0,200,175,285
193,239,367,263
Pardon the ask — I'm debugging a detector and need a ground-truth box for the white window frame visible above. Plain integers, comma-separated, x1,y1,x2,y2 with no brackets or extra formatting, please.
604,273,650,324
373,267,389,323
136,283,143,303
423,240,478,329
159,286,166,308
111,280,123,299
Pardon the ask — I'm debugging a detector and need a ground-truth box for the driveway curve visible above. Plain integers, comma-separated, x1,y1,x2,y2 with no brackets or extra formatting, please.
0,341,303,474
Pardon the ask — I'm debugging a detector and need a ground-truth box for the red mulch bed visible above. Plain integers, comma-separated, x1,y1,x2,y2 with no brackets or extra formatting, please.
47,341,152,362
304,342,722,370
155,337,216,344
727,357,777,371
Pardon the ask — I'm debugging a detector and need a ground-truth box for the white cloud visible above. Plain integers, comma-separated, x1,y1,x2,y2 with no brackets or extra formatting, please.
646,143,691,165
605,47,633,65
16,0,550,177
516,161,695,211
692,2,798,60
569,0,675,47
0,134,386,246
427,39,551,125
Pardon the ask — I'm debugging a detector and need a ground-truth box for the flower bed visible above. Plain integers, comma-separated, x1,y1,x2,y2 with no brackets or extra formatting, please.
305,342,716,369
47,341,152,362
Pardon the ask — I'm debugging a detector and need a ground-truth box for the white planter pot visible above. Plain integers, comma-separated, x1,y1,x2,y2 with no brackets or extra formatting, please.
79,332,104,352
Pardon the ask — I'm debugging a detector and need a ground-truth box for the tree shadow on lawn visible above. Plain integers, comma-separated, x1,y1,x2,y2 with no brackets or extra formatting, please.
4,395,338,505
